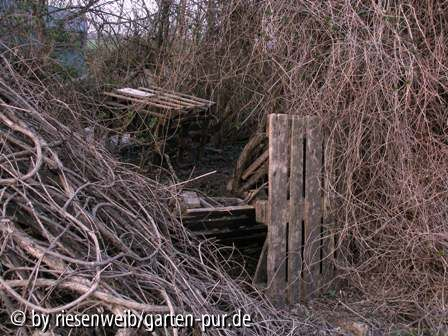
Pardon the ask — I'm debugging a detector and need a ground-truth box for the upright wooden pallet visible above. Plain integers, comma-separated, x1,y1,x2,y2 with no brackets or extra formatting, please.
266,114,335,305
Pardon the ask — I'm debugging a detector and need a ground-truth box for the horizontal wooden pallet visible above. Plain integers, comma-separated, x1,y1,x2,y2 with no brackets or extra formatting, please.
104,86,214,111
178,192,266,245
103,86,215,162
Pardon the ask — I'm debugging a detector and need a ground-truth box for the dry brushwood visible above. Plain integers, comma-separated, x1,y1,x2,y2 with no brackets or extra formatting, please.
0,57,323,336
132,0,448,329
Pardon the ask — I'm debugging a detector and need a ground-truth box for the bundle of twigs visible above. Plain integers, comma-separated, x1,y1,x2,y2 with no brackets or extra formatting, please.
0,57,321,336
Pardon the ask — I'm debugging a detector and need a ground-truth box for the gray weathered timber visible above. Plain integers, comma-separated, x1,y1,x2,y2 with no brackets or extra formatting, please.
288,115,304,304
303,116,322,298
267,114,289,305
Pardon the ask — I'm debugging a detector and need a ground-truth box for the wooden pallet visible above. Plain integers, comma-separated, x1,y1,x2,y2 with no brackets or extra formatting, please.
103,86,215,162
178,192,266,245
258,114,336,305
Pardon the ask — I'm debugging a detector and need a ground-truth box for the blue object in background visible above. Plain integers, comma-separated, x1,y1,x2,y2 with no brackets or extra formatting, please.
0,1,88,77
47,5,88,77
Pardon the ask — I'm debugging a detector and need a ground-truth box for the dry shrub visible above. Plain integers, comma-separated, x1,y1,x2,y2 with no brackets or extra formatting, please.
144,0,448,329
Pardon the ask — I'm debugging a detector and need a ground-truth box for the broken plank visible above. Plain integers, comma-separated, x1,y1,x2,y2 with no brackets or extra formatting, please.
149,85,215,105
137,87,201,108
139,86,213,107
181,191,201,209
103,91,182,110
116,88,155,98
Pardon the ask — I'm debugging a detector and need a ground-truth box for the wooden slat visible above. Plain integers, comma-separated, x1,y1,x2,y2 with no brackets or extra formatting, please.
144,97,185,109
303,116,323,299
231,132,266,193
122,88,191,109
139,86,212,108
184,205,255,220
138,87,201,108
240,161,268,192
103,99,167,119
267,114,289,305
150,85,214,105
288,115,304,304
107,90,187,110
116,88,154,98
103,91,179,110
242,149,269,180
255,200,268,224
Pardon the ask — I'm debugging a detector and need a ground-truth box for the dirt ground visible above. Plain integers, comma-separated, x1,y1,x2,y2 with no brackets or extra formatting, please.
173,141,246,196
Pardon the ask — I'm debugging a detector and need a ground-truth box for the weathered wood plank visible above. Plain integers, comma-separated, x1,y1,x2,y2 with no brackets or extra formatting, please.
184,205,255,219
240,161,268,192
149,85,215,106
231,133,266,193
116,88,155,98
103,91,177,110
303,116,323,299
242,149,269,180
267,114,289,305
288,115,304,304
181,191,201,209
255,200,269,225
137,87,200,108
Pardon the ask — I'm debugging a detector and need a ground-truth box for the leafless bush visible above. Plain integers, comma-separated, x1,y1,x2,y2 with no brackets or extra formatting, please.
129,0,448,329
